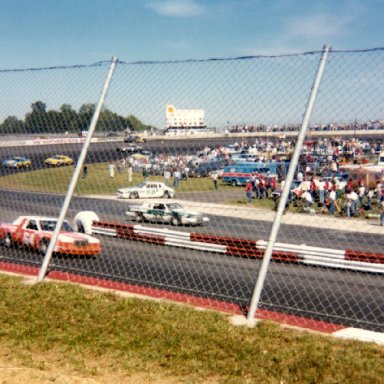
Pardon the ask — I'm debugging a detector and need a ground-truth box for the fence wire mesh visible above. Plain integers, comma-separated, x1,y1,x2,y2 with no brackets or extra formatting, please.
0,49,383,332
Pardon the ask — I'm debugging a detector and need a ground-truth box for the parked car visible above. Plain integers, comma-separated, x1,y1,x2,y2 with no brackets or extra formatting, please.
124,135,146,143
126,202,209,226
189,161,224,178
117,181,175,199
117,144,143,154
44,154,74,166
2,156,31,168
0,215,101,256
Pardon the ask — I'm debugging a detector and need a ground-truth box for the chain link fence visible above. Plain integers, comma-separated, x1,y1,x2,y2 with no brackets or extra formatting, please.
0,48,383,333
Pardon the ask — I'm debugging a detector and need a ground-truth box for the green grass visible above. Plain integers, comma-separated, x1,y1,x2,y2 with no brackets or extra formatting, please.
1,164,382,219
0,274,383,383
0,163,233,195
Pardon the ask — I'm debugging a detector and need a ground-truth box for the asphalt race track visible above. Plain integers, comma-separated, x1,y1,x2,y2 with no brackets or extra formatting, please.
0,139,383,333
0,190,383,333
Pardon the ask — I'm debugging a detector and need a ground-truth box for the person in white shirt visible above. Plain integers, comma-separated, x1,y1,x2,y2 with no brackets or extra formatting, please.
108,161,115,178
358,183,366,208
317,179,325,205
328,189,336,214
297,171,303,182
350,190,359,216
127,165,133,183
164,170,171,186
302,191,313,208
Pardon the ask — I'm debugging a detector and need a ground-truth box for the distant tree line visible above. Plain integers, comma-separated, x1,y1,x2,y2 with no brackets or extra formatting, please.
0,101,153,135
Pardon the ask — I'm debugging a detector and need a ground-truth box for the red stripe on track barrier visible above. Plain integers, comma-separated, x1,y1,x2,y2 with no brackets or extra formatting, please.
345,250,384,264
0,261,39,276
271,250,300,263
226,246,300,262
93,221,134,231
191,233,258,247
226,246,264,258
117,230,166,245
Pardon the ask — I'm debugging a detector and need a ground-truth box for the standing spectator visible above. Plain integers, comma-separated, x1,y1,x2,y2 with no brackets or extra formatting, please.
184,165,190,180
297,171,304,182
127,165,133,183
302,190,313,208
345,191,353,218
82,164,88,179
252,174,260,199
380,200,384,226
173,169,181,188
245,180,253,204
108,161,115,178
330,160,338,173
116,160,122,173
258,178,265,199
350,189,359,216
164,169,171,186
142,166,149,182
270,177,277,195
328,189,336,214
358,182,366,208
367,187,374,210
318,178,325,205
375,181,382,205
212,172,218,190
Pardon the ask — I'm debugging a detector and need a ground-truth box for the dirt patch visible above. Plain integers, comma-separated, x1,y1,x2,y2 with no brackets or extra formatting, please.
0,356,182,384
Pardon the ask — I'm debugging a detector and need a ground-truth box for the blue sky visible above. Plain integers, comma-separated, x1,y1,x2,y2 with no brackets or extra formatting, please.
1,1,383,128
0,0,382,68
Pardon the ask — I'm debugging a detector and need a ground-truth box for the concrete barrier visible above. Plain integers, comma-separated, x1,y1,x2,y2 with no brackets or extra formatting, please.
88,216,384,274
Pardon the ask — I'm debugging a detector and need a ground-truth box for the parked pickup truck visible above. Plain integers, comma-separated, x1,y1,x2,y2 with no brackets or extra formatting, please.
125,202,210,226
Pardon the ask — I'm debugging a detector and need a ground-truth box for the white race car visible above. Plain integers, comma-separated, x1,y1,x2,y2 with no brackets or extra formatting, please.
126,202,210,226
117,182,175,199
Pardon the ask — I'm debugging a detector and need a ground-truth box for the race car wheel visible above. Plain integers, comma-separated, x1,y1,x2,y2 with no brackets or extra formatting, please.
136,213,145,222
171,217,181,226
129,192,139,199
4,233,13,248
39,239,49,255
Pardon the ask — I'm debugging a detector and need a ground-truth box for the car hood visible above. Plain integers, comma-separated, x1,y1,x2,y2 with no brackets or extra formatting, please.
56,232,100,244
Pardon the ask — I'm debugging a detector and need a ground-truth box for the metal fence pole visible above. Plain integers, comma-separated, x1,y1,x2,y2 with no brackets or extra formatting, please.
36,57,118,283
246,45,331,321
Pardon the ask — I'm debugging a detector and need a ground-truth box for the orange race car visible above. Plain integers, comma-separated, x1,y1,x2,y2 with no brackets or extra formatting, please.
0,215,101,256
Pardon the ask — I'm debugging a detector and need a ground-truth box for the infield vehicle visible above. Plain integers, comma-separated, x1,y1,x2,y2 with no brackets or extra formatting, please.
125,202,209,226
2,156,31,168
0,216,101,256
44,154,74,166
124,134,147,143
117,181,175,199
222,164,276,186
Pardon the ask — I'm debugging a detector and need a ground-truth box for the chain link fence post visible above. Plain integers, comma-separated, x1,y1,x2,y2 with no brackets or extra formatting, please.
246,45,331,321
36,57,118,283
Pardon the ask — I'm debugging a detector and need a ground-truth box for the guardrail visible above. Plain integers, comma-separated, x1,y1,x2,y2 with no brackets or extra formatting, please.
83,215,384,274
2,129,384,147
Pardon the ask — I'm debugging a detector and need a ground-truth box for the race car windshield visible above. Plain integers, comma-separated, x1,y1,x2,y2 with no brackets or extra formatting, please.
40,220,73,232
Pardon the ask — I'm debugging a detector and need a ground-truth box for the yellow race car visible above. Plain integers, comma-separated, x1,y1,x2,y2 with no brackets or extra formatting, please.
44,155,74,166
